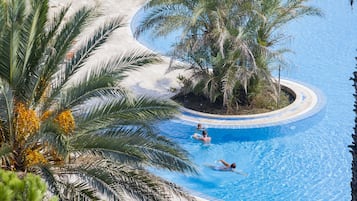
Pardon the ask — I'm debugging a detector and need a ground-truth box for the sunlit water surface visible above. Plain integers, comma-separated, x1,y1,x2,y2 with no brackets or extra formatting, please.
132,1,357,200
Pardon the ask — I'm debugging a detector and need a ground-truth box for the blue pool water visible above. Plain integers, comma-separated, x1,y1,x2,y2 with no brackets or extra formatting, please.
132,1,357,200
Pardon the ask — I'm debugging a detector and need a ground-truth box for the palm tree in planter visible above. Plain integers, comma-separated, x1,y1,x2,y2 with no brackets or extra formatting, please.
0,0,197,200
136,0,321,114
135,0,255,113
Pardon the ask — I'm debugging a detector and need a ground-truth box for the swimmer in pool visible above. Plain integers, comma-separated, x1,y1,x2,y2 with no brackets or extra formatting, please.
192,130,211,143
216,159,236,171
205,160,247,176
196,123,205,131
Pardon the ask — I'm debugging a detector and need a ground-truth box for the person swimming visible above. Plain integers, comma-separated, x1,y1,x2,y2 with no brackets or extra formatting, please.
192,130,211,143
205,160,248,176
215,159,236,171
196,123,205,131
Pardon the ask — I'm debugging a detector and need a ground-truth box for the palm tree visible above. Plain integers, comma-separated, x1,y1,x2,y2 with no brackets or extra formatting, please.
136,0,321,113
136,0,255,112
0,0,197,200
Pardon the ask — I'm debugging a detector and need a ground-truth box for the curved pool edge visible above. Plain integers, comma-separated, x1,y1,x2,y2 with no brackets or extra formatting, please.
175,79,325,128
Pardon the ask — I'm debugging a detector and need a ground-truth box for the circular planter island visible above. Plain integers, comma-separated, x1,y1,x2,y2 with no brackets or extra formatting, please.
176,79,325,128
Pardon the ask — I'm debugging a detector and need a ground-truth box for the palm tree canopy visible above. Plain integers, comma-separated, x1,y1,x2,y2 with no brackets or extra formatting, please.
136,0,321,112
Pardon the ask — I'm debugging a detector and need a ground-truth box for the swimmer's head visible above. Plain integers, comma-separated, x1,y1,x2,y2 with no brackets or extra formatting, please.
202,130,207,136
197,123,202,129
231,163,236,169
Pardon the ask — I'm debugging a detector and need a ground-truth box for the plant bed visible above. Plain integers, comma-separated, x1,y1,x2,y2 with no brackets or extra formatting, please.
172,87,295,115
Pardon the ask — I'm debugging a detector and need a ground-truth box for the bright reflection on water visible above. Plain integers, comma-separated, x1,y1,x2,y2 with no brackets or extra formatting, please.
132,1,357,200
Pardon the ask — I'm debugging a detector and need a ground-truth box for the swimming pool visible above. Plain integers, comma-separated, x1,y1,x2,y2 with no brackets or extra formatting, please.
132,1,356,200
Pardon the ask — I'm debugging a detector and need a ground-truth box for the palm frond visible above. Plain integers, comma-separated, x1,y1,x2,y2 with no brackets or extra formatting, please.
0,143,13,166
20,0,48,72
222,65,238,106
38,123,68,157
57,166,121,200
33,166,61,197
58,50,160,110
29,4,71,105
16,0,49,102
58,179,99,201
51,6,93,67
43,16,127,111
62,87,129,111
71,126,196,174
74,96,178,131
135,5,191,38
63,16,124,79
0,81,14,142
138,145,197,173
72,137,146,165
0,3,4,33
109,162,196,201
79,160,195,201
46,4,70,43
35,7,93,106
5,0,26,88
110,165,172,201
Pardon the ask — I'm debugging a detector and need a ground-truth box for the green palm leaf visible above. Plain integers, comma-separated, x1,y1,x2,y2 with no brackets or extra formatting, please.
74,96,178,132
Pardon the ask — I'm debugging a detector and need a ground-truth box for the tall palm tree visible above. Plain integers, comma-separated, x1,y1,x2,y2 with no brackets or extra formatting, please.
136,0,321,113
136,0,256,112
0,0,197,200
